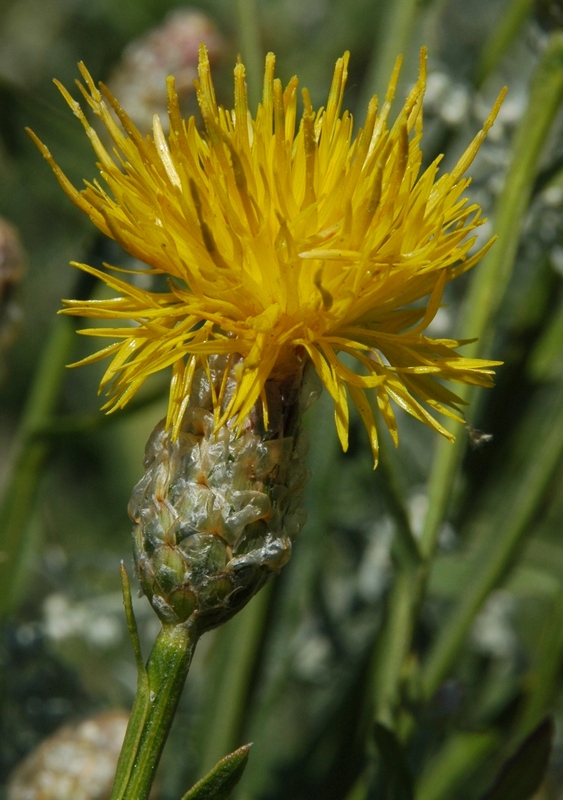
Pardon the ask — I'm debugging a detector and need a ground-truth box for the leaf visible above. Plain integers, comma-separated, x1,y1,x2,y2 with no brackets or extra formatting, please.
416,731,500,800
370,723,414,800
479,717,554,800
180,744,251,800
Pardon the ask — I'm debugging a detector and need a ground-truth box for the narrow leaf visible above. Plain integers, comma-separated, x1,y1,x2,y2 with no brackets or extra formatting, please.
371,723,414,800
479,717,554,800
180,744,251,800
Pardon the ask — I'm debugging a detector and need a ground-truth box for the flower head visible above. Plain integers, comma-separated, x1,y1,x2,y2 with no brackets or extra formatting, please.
29,47,504,465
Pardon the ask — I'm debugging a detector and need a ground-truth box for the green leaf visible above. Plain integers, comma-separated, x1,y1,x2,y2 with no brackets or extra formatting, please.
196,590,271,775
421,30,563,568
473,0,534,87
421,382,563,700
528,297,563,381
180,744,251,800
370,723,414,800
416,732,500,800
479,717,554,800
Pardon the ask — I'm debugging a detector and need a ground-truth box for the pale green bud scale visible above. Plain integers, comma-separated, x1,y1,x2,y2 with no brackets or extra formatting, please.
129,357,320,631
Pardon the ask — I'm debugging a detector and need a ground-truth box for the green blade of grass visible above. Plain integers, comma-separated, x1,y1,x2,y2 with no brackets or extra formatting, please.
474,0,535,88
416,731,500,800
0,315,75,617
421,32,563,564
236,0,263,113
358,0,420,111
515,588,563,738
197,585,273,775
421,383,563,700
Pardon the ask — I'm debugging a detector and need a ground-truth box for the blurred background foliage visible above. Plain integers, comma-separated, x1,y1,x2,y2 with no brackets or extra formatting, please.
3,0,563,798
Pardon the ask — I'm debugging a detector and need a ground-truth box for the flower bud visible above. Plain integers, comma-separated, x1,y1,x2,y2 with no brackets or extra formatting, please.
7,712,135,800
129,356,320,631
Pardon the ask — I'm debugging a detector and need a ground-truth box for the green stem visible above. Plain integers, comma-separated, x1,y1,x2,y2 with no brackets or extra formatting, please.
0,316,75,617
515,585,563,739
110,622,199,800
416,731,500,800
236,0,263,112
474,0,534,88
369,433,422,728
358,0,419,111
420,31,563,563
368,36,563,733
370,566,420,727
378,432,421,571
421,385,563,700
198,586,272,774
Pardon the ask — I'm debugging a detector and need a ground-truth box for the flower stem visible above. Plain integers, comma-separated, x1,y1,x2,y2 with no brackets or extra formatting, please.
110,622,199,800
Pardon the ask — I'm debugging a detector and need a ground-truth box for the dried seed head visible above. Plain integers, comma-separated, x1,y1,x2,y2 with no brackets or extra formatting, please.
7,712,136,800
129,356,320,631
107,9,225,134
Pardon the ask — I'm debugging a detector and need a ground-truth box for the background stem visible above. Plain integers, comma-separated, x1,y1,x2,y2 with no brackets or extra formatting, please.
421,384,563,700
236,0,263,112
0,316,75,618
358,0,420,111
421,31,563,563
198,586,273,774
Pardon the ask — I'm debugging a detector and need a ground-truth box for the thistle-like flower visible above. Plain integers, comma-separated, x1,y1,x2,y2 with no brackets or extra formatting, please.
29,47,504,467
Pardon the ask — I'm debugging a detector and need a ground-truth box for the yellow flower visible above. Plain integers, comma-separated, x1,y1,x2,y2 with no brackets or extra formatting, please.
29,47,504,466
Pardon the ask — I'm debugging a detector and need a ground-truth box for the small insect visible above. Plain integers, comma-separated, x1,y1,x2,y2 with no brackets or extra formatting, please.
465,424,493,450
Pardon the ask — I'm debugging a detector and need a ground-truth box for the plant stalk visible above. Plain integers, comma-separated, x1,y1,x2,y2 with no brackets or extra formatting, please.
420,385,563,701
0,316,75,618
198,586,273,774
236,0,263,112
369,431,422,728
421,31,563,563
358,0,420,112
366,35,563,743
110,622,199,800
